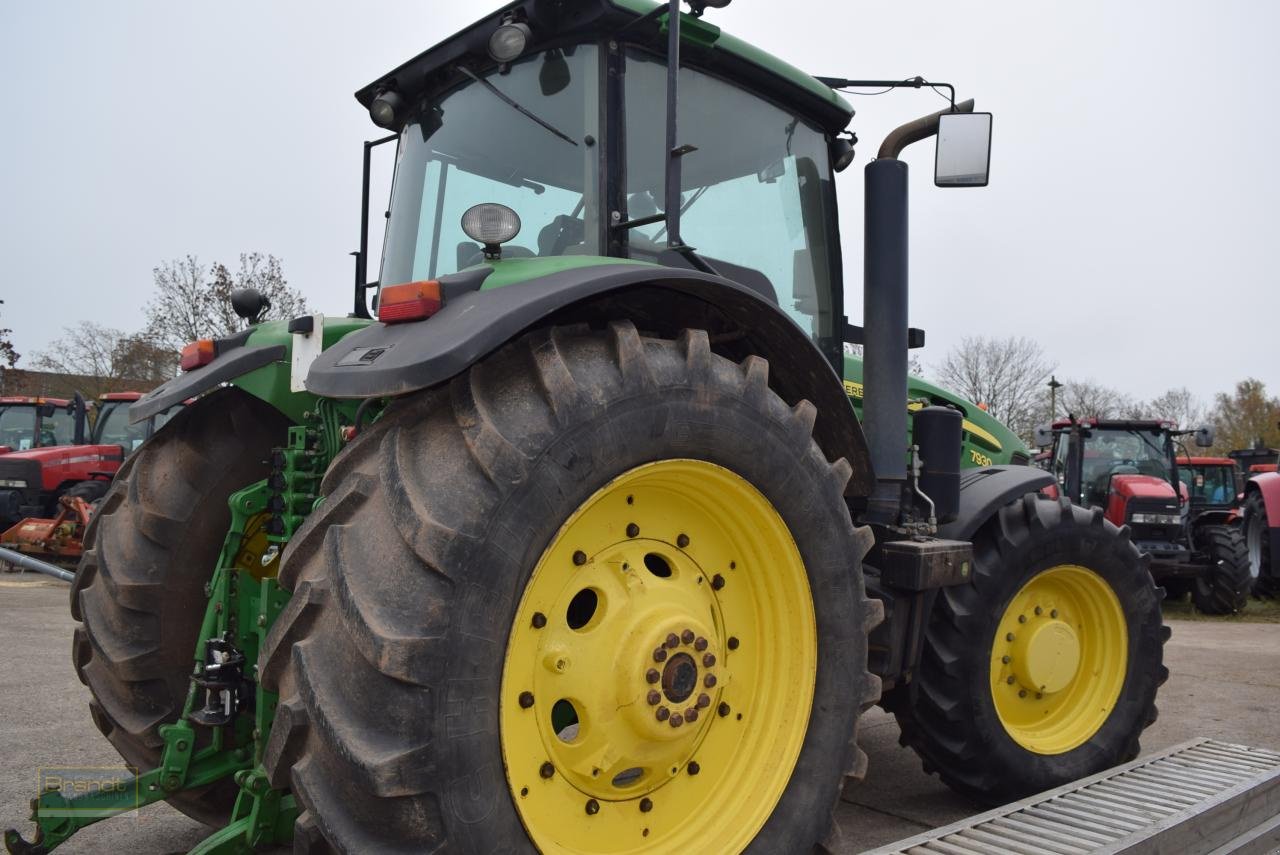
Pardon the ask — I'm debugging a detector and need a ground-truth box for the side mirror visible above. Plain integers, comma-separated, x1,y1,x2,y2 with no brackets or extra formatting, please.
1034,424,1053,448
935,112,992,187
1194,425,1215,448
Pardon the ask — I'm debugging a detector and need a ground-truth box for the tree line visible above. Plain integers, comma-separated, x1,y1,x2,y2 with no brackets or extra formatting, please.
3,254,307,399
934,335,1280,455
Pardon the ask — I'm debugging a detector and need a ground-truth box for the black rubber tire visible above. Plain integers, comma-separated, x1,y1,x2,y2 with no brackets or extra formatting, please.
259,322,883,854
63,480,111,504
70,387,290,825
888,496,1168,805
1191,524,1251,614
1244,491,1278,598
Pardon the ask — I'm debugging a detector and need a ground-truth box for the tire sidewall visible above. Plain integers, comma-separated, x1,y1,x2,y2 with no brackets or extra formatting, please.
422,385,865,851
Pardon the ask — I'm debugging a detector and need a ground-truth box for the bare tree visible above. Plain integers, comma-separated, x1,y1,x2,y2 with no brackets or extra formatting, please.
934,336,1055,438
1210,378,1280,454
1143,387,1207,429
32,323,175,399
0,299,19,368
1057,378,1137,421
145,253,308,350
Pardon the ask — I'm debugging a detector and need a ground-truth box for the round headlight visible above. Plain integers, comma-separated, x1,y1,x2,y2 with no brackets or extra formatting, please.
488,21,531,63
369,89,404,129
462,203,522,249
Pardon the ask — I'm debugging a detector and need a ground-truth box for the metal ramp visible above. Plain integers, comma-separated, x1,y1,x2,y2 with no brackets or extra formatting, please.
864,739,1280,855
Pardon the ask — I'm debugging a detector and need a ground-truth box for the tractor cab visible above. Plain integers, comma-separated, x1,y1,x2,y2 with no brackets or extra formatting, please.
0,396,81,453
1178,456,1243,520
91,393,151,453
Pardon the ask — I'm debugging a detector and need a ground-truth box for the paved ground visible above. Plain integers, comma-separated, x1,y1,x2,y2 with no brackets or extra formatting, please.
3,579,1278,854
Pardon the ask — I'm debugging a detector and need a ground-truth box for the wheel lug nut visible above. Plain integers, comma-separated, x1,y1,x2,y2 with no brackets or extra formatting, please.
1034,606,1043,616
711,573,725,590
519,691,535,709
670,713,684,728
718,701,730,717
694,637,708,651
1018,614,1027,624
531,612,547,628
704,674,717,688
540,762,555,779
1002,655,1011,664
677,533,690,548
1051,609,1059,618
728,636,739,650
647,690,661,706
586,798,600,815
573,550,587,566
653,648,667,663
685,708,698,722
1018,690,1027,698
656,706,670,722
697,693,710,708
1036,693,1043,699
1006,676,1015,685
640,797,653,812
665,633,679,649
702,653,716,668
1006,632,1015,642
626,523,640,538
681,629,695,644
646,669,660,684
688,761,701,776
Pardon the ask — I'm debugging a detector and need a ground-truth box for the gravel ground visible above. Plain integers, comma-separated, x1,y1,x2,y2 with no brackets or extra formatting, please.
2,579,1277,853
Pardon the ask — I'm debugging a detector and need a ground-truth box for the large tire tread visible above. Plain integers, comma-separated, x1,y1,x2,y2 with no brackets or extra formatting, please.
1191,524,1251,615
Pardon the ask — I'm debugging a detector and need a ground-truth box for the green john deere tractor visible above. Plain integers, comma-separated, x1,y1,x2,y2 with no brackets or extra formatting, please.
7,2,1168,853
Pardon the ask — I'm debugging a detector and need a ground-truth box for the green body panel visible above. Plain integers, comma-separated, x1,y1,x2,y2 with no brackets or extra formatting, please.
230,317,373,423
842,355,1030,468
477,254,652,290
608,0,853,119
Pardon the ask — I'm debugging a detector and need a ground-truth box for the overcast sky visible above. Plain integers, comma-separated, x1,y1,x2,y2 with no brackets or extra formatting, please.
2,1,1275,407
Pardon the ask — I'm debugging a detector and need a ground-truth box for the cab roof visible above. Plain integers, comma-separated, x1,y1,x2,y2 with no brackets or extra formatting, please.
0,396,70,407
1052,417,1176,431
1177,456,1235,467
355,0,854,136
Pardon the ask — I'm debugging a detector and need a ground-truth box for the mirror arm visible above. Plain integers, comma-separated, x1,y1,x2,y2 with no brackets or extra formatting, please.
879,98,974,160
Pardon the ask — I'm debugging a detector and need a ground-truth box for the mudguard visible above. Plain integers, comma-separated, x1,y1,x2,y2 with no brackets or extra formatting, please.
130,343,285,423
306,262,874,496
1246,472,1280,559
937,465,1055,543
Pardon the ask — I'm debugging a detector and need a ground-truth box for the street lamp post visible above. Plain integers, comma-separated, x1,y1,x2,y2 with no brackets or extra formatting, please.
1047,375,1063,422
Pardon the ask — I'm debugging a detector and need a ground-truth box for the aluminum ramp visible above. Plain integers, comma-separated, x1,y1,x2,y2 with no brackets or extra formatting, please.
864,739,1280,855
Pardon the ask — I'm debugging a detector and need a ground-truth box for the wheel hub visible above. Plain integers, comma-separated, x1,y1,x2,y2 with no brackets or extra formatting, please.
1012,619,1080,694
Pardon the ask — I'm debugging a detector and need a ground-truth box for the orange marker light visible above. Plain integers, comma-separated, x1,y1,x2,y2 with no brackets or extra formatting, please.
378,280,442,324
180,339,216,371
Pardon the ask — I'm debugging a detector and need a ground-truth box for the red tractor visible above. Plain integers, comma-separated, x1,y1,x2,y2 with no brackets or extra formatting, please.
1240,453,1280,597
1038,417,1252,613
0,392,182,531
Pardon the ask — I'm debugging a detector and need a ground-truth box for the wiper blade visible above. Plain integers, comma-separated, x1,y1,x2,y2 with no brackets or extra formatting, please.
458,66,578,147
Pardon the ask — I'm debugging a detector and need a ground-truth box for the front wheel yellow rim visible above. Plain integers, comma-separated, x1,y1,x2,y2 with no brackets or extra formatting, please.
990,564,1128,755
500,459,817,853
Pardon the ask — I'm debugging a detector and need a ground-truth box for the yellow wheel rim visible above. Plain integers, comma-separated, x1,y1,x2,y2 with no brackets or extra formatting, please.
500,459,816,853
990,564,1127,754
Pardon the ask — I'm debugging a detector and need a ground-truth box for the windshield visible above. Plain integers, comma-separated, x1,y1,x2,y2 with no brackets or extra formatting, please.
0,406,37,450
380,45,600,284
1180,464,1236,505
94,402,148,452
623,49,838,340
1081,427,1171,506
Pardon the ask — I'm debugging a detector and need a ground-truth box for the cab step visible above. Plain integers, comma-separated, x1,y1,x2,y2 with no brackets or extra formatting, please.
864,738,1280,855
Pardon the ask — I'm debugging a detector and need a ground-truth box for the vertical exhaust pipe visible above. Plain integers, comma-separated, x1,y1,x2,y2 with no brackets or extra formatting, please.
862,100,974,525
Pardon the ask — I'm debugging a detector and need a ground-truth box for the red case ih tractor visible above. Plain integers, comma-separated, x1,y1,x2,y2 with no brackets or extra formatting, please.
1039,418,1252,613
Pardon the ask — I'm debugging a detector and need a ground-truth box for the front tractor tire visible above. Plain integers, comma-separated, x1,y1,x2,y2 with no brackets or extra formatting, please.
889,496,1168,805
70,388,290,824
259,323,882,854
1244,491,1278,598
1191,525,1251,615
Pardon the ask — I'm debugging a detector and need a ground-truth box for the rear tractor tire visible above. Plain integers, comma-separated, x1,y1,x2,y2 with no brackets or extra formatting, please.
889,496,1168,805
260,322,883,854
1191,525,1251,615
1244,492,1278,599
70,388,290,825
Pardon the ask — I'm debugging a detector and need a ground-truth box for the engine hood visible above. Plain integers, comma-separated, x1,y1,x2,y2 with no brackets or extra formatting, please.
1111,474,1177,502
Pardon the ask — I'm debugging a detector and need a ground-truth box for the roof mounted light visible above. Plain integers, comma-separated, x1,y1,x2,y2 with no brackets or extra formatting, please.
488,18,532,63
462,203,521,259
369,88,404,129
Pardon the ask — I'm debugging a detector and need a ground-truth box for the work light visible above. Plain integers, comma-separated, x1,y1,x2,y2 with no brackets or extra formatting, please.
461,203,521,256
369,89,404,129
488,20,531,63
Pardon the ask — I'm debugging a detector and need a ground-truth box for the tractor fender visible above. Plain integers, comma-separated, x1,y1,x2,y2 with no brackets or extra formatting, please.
305,262,874,496
937,465,1056,542
130,340,284,423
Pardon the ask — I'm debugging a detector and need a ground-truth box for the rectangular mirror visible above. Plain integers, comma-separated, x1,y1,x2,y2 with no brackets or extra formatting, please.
1194,424,1215,448
935,112,992,187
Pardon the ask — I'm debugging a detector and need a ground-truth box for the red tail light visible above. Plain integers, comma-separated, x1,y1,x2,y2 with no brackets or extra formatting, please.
379,280,442,324
180,339,216,371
